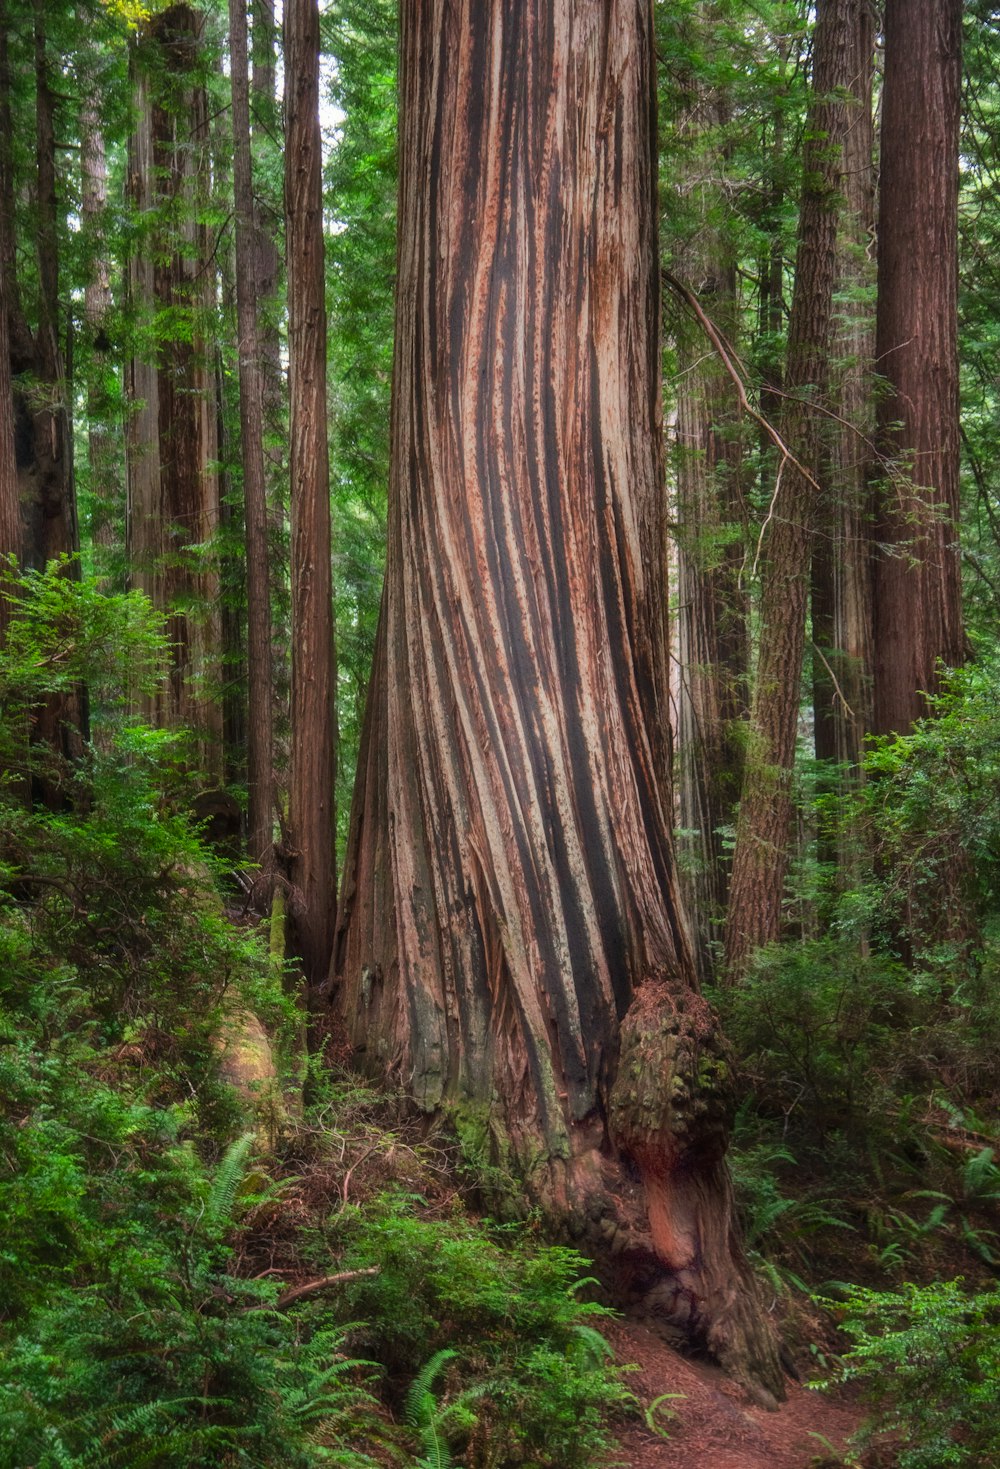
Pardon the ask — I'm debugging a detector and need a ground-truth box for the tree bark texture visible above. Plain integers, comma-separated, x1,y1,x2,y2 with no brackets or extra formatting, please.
872,0,963,737
252,0,291,790
230,0,274,874
333,0,782,1402
811,0,874,772
724,0,855,980
671,83,749,986
79,50,119,573
22,7,77,576
126,4,222,772
285,0,336,987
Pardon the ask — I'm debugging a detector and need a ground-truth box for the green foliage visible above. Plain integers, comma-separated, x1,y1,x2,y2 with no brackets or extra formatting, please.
824,1280,1000,1469
723,940,907,1131
339,1195,634,1467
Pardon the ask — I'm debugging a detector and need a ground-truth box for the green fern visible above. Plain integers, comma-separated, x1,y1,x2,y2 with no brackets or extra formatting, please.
204,1131,256,1237
406,1349,459,1469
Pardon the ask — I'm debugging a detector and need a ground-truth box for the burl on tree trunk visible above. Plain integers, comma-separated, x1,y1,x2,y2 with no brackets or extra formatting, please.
331,0,783,1404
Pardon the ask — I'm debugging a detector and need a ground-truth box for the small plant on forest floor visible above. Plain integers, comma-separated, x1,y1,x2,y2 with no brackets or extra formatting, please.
644,1391,686,1440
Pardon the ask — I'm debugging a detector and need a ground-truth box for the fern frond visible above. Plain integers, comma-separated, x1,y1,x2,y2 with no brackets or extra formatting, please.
205,1132,256,1235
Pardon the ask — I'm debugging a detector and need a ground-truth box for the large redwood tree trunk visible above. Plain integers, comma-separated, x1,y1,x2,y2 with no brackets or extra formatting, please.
872,0,963,737
333,0,782,1402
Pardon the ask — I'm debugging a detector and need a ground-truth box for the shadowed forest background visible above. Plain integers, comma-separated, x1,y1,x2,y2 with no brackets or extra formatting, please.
2,0,1000,1465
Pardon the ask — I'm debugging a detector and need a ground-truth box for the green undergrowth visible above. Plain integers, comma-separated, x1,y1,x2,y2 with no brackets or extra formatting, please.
0,567,633,1468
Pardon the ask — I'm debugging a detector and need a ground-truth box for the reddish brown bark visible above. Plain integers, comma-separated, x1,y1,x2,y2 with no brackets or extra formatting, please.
126,4,222,773
333,0,782,1402
229,0,274,875
725,0,856,980
872,0,963,737
285,0,336,987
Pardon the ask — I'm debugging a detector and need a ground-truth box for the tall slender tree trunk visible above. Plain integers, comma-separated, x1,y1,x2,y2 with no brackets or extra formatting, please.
872,0,963,737
671,81,749,984
27,6,76,574
810,1,875,896
0,6,18,625
230,0,274,875
79,48,118,574
251,0,290,799
126,4,222,775
285,0,336,987
725,0,855,980
0,182,15,638
333,0,783,1403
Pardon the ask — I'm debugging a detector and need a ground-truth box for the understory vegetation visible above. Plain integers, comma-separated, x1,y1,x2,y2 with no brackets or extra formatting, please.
3,570,1000,1467
0,573,636,1469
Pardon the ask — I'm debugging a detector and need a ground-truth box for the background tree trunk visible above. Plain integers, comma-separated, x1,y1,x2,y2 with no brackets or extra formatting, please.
78,37,119,578
230,0,274,876
333,0,782,1403
872,0,964,737
725,0,854,980
126,3,222,774
285,0,336,988
671,81,749,985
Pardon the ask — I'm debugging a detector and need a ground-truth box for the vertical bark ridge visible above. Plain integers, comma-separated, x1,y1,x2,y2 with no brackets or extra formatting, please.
872,0,963,737
285,0,336,987
334,0,782,1401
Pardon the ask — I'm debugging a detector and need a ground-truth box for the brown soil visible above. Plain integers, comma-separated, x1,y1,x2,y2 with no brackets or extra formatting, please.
606,1322,864,1469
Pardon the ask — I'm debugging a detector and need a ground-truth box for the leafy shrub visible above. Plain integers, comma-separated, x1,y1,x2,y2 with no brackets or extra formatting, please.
339,1194,634,1467
825,1279,1000,1468
0,1137,383,1468
722,939,907,1133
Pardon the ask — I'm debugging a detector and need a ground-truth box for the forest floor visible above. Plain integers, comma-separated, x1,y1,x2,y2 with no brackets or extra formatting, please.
605,1321,863,1469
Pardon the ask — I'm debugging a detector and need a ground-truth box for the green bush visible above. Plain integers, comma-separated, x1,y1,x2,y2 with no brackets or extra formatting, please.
722,939,907,1133
825,1279,1000,1468
339,1194,634,1468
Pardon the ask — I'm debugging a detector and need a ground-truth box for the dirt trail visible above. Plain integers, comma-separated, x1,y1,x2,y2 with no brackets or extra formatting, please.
607,1322,862,1468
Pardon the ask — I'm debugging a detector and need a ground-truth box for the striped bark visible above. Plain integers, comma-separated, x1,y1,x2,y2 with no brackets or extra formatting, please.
333,0,782,1401
872,0,963,736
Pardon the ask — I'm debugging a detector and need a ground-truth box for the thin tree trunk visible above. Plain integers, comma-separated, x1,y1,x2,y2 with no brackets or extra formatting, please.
0,179,16,633
333,0,783,1403
126,4,223,775
672,80,749,985
810,1,875,891
872,0,963,737
230,0,274,877
0,5,18,620
725,0,855,980
251,0,290,808
285,0,336,987
28,5,77,573
78,49,119,575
